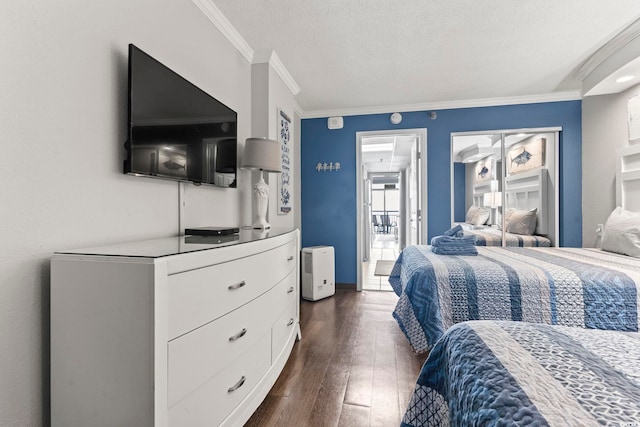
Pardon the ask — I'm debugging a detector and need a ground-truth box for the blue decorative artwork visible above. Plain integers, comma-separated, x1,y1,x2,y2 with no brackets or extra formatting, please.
507,137,545,175
278,109,292,215
474,157,495,182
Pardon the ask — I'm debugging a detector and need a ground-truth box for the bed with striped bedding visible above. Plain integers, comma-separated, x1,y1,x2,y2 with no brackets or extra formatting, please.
401,320,640,426
389,245,640,353
463,227,551,247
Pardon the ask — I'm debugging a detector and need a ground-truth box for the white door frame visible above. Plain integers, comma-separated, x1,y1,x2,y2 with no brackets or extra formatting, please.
356,128,428,291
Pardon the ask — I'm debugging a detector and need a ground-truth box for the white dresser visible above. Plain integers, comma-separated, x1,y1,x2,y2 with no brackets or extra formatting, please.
51,228,300,427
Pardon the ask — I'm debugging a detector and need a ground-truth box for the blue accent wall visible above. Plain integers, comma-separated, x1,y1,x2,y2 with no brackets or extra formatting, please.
301,101,582,284
453,162,466,223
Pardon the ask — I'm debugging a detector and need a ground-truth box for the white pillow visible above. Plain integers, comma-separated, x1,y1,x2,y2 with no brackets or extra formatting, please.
465,206,477,223
465,206,490,226
504,208,537,235
601,207,640,258
503,208,516,225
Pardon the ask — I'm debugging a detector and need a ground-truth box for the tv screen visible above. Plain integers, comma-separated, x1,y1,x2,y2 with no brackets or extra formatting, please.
125,44,237,187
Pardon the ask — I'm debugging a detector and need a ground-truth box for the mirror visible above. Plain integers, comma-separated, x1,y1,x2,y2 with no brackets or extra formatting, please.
451,129,559,247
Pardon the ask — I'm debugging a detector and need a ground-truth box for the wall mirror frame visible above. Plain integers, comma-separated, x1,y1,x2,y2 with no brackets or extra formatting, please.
450,127,561,247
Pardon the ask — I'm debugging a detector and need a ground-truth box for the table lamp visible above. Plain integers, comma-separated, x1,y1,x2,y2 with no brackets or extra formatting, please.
483,191,502,226
242,137,282,229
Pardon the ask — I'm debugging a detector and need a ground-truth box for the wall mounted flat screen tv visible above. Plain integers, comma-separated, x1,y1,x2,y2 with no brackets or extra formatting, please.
125,44,237,187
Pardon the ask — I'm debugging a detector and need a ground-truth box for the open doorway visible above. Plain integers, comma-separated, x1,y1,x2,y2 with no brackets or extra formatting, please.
366,175,400,290
356,129,427,291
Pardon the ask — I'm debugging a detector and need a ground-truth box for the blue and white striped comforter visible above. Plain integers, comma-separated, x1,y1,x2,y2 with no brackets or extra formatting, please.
390,246,640,353
464,228,552,247
402,321,640,427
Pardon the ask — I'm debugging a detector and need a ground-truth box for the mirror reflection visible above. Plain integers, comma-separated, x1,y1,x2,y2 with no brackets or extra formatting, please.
130,133,237,187
451,129,558,247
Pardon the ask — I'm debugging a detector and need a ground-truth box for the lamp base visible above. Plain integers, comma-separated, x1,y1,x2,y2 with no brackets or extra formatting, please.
252,220,272,230
252,172,271,230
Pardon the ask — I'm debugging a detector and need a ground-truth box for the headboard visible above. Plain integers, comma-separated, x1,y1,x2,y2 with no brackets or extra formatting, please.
473,169,552,237
472,180,494,207
504,168,549,235
616,144,640,212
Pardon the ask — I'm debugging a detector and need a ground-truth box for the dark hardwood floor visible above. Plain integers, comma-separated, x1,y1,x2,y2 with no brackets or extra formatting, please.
245,285,428,427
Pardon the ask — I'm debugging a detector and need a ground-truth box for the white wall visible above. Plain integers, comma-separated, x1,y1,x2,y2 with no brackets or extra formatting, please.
294,110,302,232
0,1,296,425
582,84,640,247
267,64,298,230
249,59,299,230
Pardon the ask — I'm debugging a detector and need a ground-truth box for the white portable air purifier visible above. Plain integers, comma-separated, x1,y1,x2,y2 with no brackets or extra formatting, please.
301,246,335,301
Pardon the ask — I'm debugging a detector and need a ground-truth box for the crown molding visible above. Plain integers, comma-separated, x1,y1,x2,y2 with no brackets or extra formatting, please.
302,91,582,119
253,50,301,96
192,0,301,97
573,18,640,81
191,0,580,120
192,0,254,63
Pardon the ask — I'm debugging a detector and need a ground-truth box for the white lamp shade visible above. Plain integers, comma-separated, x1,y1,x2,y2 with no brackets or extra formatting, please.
242,137,282,172
483,191,502,208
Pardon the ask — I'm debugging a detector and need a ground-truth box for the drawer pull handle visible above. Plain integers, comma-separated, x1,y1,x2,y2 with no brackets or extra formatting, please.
227,376,246,393
287,318,294,327
287,286,294,294
228,328,247,342
287,256,294,261
228,280,246,290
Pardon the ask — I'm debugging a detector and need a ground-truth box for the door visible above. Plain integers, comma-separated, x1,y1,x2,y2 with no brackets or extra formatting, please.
408,142,421,246
450,128,560,246
355,129,427,291
363,176,371,261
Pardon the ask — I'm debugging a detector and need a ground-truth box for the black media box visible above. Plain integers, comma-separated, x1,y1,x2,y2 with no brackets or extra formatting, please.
184,235,240,245
185,226,240,237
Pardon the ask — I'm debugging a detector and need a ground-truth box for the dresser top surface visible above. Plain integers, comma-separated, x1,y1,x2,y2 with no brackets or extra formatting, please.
54,227,296,258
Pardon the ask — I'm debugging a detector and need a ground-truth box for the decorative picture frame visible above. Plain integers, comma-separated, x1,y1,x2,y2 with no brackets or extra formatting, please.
474,157,495,182
628,93,640,143
277,108,292,215
506,137,546,175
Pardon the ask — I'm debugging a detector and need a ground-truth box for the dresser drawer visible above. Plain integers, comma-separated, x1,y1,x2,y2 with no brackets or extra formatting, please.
271,297,298,363
168,334,271,427
167,288,274,407
270,270,297,320
168,239,297,339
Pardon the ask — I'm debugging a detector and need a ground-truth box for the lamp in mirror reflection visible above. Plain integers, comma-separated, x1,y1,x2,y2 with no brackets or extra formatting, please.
483,191,502,226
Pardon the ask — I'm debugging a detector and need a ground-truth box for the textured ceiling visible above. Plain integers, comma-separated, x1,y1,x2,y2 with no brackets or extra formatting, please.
212,0,640,115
